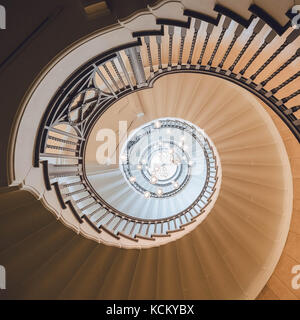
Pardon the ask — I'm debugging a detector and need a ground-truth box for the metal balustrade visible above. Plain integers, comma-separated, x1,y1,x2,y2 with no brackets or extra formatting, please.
35,11,300,244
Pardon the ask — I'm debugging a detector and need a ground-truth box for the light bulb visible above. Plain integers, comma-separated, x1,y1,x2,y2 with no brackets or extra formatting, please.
157,188,163,196
150,176,158,184
154,121,161,129
137,164,142,170
129,176,136,183
172,181,179,189
120,154,127,161
144,191,150,198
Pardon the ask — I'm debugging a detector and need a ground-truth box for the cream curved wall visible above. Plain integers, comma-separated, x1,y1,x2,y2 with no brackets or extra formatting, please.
257,101,300,300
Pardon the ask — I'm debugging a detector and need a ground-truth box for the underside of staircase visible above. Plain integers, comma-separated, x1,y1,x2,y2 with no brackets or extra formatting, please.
0,0,300,300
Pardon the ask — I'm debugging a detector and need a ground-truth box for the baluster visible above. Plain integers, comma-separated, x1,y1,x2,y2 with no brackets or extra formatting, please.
138,223,143,235
94,65,118,98
293,119,300,127
167,25,175,70
227,19,265,76
284,105,300,115
258,49,300,91
105,214,116,227
187,211,193,220
45,126,85,141
276,90,300,106
237,32,276,78
75,195,91,203
179,215,183,225
111,59,126,89
196,23,214,68
86,207,102,219
113,217,122,232
117,52,134,90
46,144,77,153
48,135,78,145
186,19,201,68
62,180,82,188
65,188,86,197
125,47,147,88
144,36,154,75
184,213,190,223
95,210,109,226
173,219,177,230
53,164,79,168
192,207,202,217
206,17,231,69
121,219,129,233
248,29,300,83
266,71,300,97
80,201,97,212
103,63,120,92
146,223,150,236
50,171,81,178
49,163,81,174
217,24,244,72
40,153,82,160
195,203,202,211
177,27,187,69
156,35,162,71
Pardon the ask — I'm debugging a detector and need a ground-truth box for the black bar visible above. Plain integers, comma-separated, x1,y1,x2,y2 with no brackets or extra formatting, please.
184,9,221,26
214,4,255,28
249,4,291,36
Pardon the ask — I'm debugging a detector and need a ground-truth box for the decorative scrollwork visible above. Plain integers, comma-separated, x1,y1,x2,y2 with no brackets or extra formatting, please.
68,88,101,126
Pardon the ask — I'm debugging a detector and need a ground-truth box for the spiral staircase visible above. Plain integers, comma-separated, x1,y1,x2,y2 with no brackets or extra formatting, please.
0,0,300,300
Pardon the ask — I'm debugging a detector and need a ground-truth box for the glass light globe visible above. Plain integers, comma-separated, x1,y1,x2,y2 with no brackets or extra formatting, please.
157,188,163,196
144,191,150,198
129,176,136,183
154,121,161,129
